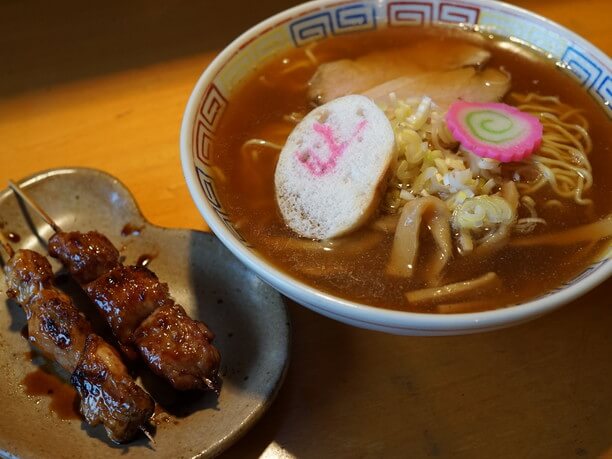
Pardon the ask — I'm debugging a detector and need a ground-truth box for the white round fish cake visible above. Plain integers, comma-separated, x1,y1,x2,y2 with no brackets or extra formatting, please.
274,94,395,240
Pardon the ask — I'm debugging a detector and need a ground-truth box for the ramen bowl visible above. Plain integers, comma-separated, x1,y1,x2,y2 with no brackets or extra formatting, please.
180,0,611,335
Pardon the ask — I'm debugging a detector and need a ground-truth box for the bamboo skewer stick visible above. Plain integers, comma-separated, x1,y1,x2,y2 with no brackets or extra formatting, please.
8,180,63,233
141,427,156,447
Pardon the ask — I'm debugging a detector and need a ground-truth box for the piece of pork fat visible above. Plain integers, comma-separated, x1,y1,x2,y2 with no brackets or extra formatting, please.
363,67,511,109
309,42,491,103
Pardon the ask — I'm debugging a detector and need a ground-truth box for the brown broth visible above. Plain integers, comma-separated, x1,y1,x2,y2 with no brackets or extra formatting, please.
212,27,612,313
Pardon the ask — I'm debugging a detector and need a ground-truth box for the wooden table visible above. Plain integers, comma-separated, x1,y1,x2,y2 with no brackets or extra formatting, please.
1,1,610,457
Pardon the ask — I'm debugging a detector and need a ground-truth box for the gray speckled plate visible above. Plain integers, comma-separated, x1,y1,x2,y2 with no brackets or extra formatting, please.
0,168,290,459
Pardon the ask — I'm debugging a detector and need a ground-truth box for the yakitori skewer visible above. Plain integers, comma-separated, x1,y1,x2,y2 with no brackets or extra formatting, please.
8,180,221,393
0,230,155,443
8,180,61,232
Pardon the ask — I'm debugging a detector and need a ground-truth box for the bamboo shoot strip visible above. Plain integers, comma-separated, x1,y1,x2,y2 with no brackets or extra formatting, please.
406,272,500,305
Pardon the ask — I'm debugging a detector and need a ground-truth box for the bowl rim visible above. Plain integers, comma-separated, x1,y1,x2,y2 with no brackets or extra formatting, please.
180,0,612,332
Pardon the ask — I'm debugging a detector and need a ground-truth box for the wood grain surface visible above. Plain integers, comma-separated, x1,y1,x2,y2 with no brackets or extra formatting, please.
0,1,610,458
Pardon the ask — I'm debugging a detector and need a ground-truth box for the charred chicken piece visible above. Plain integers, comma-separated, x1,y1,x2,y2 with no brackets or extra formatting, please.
48,230,221,392
85,265,169,359
4,249,154,443
5,247,54,304
71,335,155,443
48,231,121,284
25,288,92,371
6,250,91,370
134,302,221,391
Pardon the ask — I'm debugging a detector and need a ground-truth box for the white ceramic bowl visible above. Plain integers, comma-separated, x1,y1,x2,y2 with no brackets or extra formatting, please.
181,0,611,335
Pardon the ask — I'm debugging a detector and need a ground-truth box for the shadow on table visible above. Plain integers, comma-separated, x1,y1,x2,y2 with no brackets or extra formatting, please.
222,278,612,458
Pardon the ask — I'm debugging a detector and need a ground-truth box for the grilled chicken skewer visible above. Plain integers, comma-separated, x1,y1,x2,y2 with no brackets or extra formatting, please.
0,233,155,443
9,181,221,393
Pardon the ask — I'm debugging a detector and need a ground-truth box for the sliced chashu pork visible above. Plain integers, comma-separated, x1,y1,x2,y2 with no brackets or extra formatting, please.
309,42,491,103
363,67,511,109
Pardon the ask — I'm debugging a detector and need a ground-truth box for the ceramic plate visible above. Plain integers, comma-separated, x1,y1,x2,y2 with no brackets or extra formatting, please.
0,168,290,459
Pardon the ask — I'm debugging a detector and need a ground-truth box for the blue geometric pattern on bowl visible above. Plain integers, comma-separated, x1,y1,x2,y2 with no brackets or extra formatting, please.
562,46,604,89
561,46,611,114
289,3,377,47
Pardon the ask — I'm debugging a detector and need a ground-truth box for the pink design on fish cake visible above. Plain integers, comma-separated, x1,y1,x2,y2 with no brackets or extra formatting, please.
296,119,367,176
